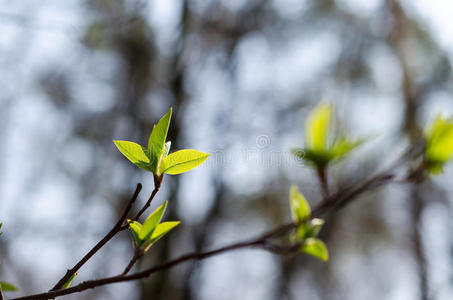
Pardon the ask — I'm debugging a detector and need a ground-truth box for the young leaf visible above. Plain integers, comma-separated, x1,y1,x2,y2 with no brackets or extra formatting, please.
160,150,210,175
127,220,144,246
331,138,363,160
139,201,168,241
290,185,311,223
140,221,180,252
113,141,153,171
148,108,172,166
301,238,329,261
305,218,324,238
425,115,453,170
61,272,78,289
150,221,180,244
0,282,18,292
306,103,332,152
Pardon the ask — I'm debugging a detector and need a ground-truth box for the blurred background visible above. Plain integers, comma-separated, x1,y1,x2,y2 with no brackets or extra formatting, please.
1,0,453,299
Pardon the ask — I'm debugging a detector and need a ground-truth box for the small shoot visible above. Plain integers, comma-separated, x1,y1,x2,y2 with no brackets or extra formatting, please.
290,185,311,223
292,103,364,169
289,185,329,261
61,272,78,289
114,108,210,181
424,114,453,174
127,201,180,254
301,238,329,262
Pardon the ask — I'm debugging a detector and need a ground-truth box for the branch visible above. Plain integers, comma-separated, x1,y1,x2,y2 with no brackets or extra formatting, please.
316,166,329,199
121,250,143,276
130,175,162,222
14,166,406,300
49,183,142,291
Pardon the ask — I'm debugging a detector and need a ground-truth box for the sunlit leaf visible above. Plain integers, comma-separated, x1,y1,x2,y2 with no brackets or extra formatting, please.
425,115,453,168
0,282,18,292
127,220,143,246
148,108,172,169
113,141,153,172
290,185,311,223
305,103,332,152
150,221,180,243
331,138,363,159
160,150,210,175
301,238,329,261
139,201,168,241
140,221,180,252
61,272,78,289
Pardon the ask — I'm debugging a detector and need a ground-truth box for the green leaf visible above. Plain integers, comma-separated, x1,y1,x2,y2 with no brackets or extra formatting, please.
160,150,210,175
61,272,78,289
301,238,329,261
140,221,180,252
305,218,324,238
150,221,180,243
305,103,332,152
290,185,311,223
113,141,153,171
148,108,172,172
0,282,18,292
127,220,144,246
331,138,363,160
139,201,168,241
425,115,453,167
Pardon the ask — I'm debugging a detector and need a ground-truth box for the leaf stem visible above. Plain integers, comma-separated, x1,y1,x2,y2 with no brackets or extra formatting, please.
316,165,329,199
131,175,163,222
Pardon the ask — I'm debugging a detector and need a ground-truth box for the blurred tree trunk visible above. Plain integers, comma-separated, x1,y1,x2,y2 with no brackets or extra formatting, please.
386,1,428,299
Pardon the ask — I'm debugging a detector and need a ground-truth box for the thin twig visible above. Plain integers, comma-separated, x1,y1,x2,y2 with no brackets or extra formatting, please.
14,164,412,300
49,183,142,291
316,166,329,199
12,239,266,300
131,175,162,222
121,250,143,276
0,285,4,300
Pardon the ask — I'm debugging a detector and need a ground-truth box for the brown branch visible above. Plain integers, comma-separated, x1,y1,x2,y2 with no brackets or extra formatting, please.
12,238,267,300
13,164,411,300
121,249,143,276
0,285,4,300
130,175,162,222
49,183,142,291
316,166,329,199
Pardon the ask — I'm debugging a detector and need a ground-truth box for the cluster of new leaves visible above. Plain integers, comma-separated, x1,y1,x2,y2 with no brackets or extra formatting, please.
288,103,453,262
292,103,363,169
289,186,328,261
114,108,208,262
0,223,18,293
424,115,453,174
113,108,209,178
128,201,180,253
